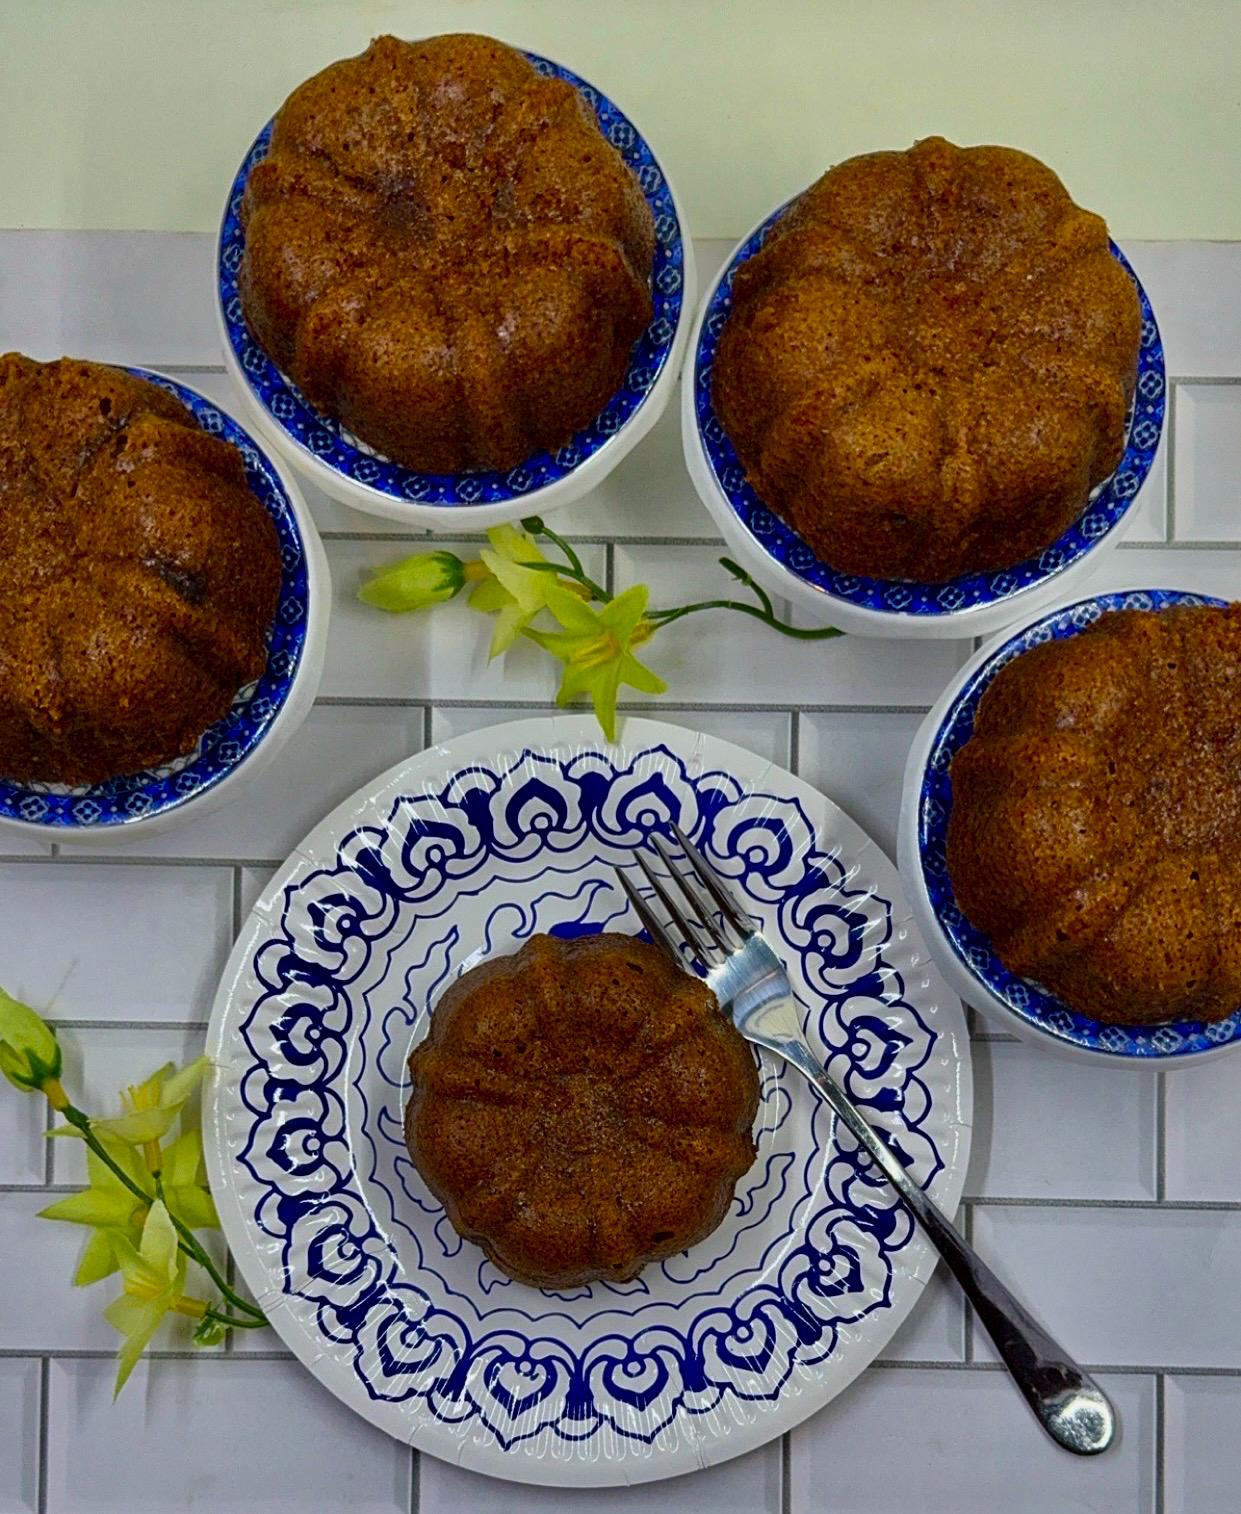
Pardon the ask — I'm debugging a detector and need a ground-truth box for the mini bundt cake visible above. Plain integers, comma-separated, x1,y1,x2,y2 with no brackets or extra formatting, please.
0,355,282,785
713,137,1142,581
240,33,656,474
946,604,1241,1024
406,932,760,1288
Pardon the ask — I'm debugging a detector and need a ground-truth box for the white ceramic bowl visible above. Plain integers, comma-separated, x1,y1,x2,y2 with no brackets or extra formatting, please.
897,585,1241,1064
217,51,696,531
681,198,1166,640
0,370,329,846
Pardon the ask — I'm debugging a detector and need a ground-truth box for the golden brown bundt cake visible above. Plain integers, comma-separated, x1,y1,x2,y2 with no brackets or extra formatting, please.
240,33,656,473
946,605,1241,1024
713,137,1142,581
0,355,282,786
406,932,760,1288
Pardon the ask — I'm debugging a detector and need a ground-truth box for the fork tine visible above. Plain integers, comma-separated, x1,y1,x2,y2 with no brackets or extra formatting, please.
650,833,731,954
632,848,722,969
614,867,682,962
669,821,754,939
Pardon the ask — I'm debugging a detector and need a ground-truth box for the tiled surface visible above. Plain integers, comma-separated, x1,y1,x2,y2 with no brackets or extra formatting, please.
0,1359,39,1514
789,1368,1156,1513
1163,1376,1241,1514
44,1359,411,1514
0,230,1237,1512
1173,382,1241,540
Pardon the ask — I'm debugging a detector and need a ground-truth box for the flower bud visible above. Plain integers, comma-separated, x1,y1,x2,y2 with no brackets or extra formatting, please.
358,551,468,612
0,988,62,1095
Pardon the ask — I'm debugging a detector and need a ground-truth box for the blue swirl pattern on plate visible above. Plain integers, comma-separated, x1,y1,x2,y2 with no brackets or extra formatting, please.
233,741,945,1451
693,203,1166,616
918,589,1241,1057
0,371,309,830
217,54,685,508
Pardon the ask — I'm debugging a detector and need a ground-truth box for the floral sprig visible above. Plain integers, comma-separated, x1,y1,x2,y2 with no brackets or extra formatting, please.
0,989,266,1394
359,517,843,741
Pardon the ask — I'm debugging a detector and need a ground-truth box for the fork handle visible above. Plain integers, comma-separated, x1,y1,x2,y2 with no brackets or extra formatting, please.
779,1038,1115,1456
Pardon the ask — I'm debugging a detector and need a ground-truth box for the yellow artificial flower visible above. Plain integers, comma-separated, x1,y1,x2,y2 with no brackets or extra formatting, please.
39,1126,218,1287
104,1201,206,1396
0,988,63,1102
358,549,485,612
52,1057,209,1169
469,524,581,657
525,582,667,742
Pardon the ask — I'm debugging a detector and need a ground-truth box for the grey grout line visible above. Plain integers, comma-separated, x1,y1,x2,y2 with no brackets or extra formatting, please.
36,1355,49,1514
309,694,935,715
788,710,801,774
44,1018,210,1033
605,542,616,595
231,867,242,941
1155,1372,1166,1514
159,363,227,375
1166,380,1179,543
780,1430,792,1514
962,1203,975,1362
964,1195,1241,1212
1117,537,1241,550
0,1347,296,1362
410,1450,421,1514
42,1093,55,1185
1170,374,1241,386
1156,1075,1168,1202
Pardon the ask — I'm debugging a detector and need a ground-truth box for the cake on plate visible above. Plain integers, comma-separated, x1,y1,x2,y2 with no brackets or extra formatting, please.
406,932,760,1288
0,355,281,786
240,33,656,474
713,136,1141,581
946,603,1241,1024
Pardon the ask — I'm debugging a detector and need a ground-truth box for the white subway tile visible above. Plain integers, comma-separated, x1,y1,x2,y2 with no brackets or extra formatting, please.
1172,383,1241,541
1122,243,1241,380
0,866,233,1029
0,1075,45,1186
61,705,425,862
0,864,232,1023
789,1366,1154,1514
45,1358,410,1514
971,1205,1241,1368
1163,1375,1241,1514
965,1041,1157,1200
613,545,968,709
0,1358,40,1514
797,710,925,861
1163,1059,1241,1202
1077,545,1241,600
421,1441,778,1514
0,230,218,367
0,837,53,857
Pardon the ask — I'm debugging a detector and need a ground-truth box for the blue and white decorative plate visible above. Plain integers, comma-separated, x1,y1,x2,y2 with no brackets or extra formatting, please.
899,589,1241,1063
217,54,695,531
205,717,970,1484
682,197,1166,639
0,370,328,843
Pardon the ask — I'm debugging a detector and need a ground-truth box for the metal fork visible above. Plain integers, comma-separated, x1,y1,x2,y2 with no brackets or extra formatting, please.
616,823,1115,1456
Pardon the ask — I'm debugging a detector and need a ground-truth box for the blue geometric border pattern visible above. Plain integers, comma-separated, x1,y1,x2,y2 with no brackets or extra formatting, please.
234,743,945,1451
217,54,686,507
693,198,1166,615
918,589,1241,1057
0,371,309,830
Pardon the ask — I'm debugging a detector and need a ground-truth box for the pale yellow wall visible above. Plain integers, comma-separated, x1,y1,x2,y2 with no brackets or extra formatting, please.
2,0,1237,239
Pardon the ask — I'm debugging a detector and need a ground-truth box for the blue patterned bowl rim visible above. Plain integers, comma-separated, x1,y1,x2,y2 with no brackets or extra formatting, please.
217,50,687,509
692,197,1166,617
917,588,1240,1058
0,370,311,831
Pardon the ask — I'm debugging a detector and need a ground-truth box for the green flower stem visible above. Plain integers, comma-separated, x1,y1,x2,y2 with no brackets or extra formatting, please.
646,600,844,639
522,516,589,581
62,1106,266,1325
719,556,776,618
513,558,611,603
204,1306,269,1331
